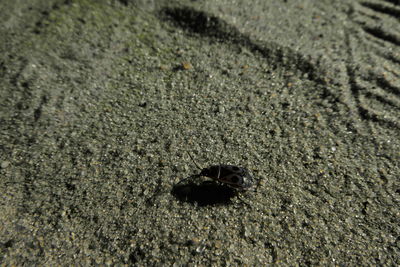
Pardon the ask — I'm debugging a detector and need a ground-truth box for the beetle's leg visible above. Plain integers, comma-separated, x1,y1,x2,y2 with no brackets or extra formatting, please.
187,152,203,171
217,165,221,180
236,193,252,208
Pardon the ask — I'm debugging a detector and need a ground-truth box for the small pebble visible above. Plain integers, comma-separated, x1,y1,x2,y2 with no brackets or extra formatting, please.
181,61,192,70
1,161,10,169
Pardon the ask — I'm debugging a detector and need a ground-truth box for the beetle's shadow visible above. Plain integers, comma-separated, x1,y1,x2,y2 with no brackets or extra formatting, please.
171,181,236,206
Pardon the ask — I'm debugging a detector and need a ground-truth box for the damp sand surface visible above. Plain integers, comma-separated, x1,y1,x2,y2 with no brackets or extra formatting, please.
0,0,399,265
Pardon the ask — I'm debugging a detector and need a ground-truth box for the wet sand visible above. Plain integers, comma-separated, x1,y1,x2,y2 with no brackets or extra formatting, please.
1,0,399,265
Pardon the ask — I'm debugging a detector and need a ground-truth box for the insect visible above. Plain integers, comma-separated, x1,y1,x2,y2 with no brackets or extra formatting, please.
185,152,255,191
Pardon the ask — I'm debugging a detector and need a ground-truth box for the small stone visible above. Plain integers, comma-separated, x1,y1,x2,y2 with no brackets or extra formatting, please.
214,240,222,249
1,161,10,169
195,245,206,253
181,61,192,70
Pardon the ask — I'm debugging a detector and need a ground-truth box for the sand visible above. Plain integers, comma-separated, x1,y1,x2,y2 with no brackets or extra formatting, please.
0,0,399,265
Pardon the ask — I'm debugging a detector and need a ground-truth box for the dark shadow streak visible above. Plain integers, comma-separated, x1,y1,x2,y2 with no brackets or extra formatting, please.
159,6,326,84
